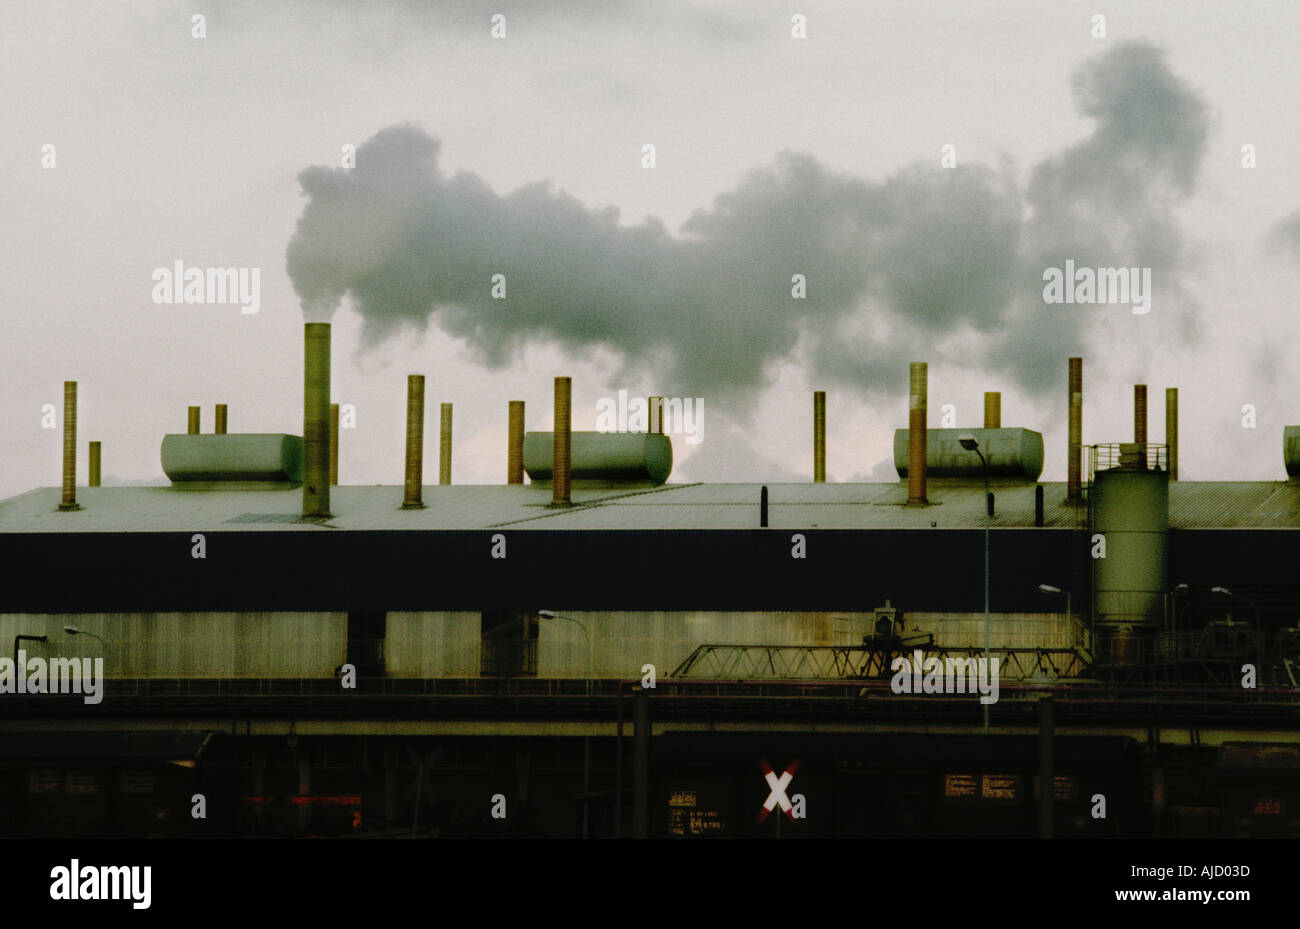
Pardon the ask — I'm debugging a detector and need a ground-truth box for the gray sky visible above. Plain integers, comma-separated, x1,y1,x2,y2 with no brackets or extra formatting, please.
4,0,1299,500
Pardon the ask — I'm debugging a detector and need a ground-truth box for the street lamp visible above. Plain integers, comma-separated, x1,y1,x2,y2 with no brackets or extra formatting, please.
958,434,991,735
63,626,105,648
1037,584,1081,656
1210,586,1259,623
537,610,592,688
538,610,593,839
13,634,47,667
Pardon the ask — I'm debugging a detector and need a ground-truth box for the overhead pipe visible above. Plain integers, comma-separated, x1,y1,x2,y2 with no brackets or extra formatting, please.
1166,388,1178,480
984,392,1001,429
88,441,101,488
59,381,78,510
813,390,826,483
440,403,453,486
507,400,525,484
907,362,927,504
1067,358,1083,502
553,377,571,506
302,323,331,517
329,403,339,486
1135,384,1148,468
403,374,425,509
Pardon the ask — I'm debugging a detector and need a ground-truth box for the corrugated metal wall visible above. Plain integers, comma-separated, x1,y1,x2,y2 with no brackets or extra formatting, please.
0,612,347,678
0,610,1080,680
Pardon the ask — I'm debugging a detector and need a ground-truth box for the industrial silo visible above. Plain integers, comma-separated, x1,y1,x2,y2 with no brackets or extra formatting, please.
1091,465,1169,665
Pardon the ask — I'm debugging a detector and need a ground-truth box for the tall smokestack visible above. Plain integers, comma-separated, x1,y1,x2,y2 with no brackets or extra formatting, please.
1067,357,1082,502
88,441,101,488
403,374,425,508
1166,388,1178,480
507,400,525,484
59,381,77,510
648,397,664,435
329,403,339,485
984,392,1001,429
813,391,826,483
214,404,228,435
439,403,453,485
553,376,571,506
907,363,927,505
1135,384,1148,466
303,323,331,517
187,406,200,435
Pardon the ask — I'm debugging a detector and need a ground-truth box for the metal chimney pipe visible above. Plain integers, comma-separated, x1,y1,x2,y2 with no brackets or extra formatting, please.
88,441,101,488
1135,384,1148,466
507,401,525,484
907,363,927,504
553,377,571,506
648,397,664,435
813,391,826,483
214,404,228,435
439,403,453,485
187,406,200,435
1067,358,1082,502
403,374,425,509
984,392,1001,429
59,381,78,510
1165,388,1178,480
303,322,331,517
329,403,339,486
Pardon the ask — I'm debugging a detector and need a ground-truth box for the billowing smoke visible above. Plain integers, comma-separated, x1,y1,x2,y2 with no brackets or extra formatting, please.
287,41,1207,409
1268,210,1300,259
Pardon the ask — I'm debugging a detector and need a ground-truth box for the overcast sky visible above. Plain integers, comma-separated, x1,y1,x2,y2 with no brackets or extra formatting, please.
4,0,1299,499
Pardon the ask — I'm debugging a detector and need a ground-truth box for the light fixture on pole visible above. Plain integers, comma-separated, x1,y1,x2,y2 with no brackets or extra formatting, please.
1037,584,1079,654
538,609,593,839
13,634,47,667
1210,586,1259,623
958,434,991,736
64,625,105,647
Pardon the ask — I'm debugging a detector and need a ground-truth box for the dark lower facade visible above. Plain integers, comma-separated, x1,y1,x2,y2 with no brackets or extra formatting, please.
3,722,1296,839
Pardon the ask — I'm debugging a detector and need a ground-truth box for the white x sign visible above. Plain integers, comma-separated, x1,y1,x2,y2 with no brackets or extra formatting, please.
758,759,800,822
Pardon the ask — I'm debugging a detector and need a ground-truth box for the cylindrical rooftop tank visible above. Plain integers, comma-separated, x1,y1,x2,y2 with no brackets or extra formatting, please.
893,428,1044,481
1284,426,1300,478
1092,468,1169,646
523,431,672,484
162,434,304,483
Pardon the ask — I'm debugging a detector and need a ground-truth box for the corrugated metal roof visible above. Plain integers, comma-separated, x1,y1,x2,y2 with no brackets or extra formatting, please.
0,480,1296,533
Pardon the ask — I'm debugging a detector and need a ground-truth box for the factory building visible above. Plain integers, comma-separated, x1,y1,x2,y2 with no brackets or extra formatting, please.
1,326,1297,838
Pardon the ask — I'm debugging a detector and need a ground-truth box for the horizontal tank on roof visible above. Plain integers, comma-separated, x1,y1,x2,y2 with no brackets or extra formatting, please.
893,428,1044,481
161,434,303,484
523,431,672,484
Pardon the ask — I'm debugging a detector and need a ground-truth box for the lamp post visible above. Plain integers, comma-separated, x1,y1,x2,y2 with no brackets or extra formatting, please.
64,626,105,648
14,634,47,667
539,610,592,838
958,434,990,735
1037,584,1077,651
1169,583,1189,659
1210,586,1259,624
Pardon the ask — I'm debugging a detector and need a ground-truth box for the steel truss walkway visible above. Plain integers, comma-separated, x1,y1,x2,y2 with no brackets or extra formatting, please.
671,643,1092,683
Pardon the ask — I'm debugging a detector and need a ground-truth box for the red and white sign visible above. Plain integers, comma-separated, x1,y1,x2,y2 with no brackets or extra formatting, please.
758,758,800,822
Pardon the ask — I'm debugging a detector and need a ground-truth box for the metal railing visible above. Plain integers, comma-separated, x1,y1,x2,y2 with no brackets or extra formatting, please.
1087,442,1169,482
